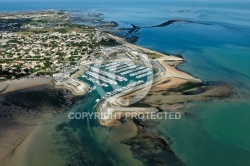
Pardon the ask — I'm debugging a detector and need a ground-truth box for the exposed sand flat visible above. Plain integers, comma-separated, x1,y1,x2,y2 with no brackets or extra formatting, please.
143,85,232,107
0,85,79,165
158,59,201,81
115,78,188,105
0,124,33,163
0,83,8,92
0,78,53,94
96,41,202,126
0,114,60,166
0,110,53,165
93,119,143,166
150,77,188,92
0,117,51,165
115,56,202,107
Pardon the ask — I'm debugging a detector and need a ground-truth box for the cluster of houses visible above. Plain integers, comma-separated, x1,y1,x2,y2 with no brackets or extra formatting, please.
0,11,67,20
0,29,96,80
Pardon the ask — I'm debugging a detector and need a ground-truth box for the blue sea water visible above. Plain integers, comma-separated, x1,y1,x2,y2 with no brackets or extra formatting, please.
1,1,250,166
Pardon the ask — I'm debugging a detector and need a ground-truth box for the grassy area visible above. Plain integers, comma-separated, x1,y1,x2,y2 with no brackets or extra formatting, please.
0,18,32,24
16,24,94,35
145,52,162,59
99,38,121,46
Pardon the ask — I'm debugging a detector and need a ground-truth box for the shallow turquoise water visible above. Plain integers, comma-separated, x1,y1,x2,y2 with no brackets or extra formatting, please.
134,3,250,165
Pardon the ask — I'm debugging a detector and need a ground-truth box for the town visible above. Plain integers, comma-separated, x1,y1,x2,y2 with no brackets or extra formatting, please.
0,10,122,80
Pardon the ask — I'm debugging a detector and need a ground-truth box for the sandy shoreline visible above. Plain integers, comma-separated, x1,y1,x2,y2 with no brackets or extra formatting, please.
93,33,203,126
0,77,53,95
0,30,203,165
0,37,232,166
107,33,184,61
0,118,50,166
0,84,80,165
0,78,55,163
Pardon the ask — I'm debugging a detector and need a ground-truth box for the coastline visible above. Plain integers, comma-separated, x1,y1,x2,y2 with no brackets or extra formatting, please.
95,33,202,126
94,36,231,127
0,30,233,165
52,66,91,96
0,26,206,131
0,84,80,164
0,9,242,165
107,33,184,61
0,77,53,95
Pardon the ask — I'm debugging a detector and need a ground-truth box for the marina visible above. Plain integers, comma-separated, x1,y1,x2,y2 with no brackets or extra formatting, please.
90,66,128,81
79,62,154,94
85,71,118,85
116,64,138,74
104,80,145,97
129,68,151,77
120,66,145,75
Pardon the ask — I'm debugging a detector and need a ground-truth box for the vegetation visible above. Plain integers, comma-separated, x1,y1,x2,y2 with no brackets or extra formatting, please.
0,18,32,24
146,52,162,59
99,38,121,46
53,28,68,33
174,82,203,92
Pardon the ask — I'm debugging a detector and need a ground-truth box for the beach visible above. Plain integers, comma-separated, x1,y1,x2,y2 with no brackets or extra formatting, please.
1,1,250,165
0,77,55,162
0,77,53,95
0,25,237,166
0,85,80,165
